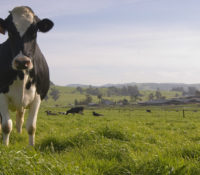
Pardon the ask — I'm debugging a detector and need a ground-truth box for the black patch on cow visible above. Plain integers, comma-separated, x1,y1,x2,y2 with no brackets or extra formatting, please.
26,80,32,90
17,71,24,80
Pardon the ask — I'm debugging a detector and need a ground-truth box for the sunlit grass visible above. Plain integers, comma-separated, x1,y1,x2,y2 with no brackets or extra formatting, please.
1,105,200,174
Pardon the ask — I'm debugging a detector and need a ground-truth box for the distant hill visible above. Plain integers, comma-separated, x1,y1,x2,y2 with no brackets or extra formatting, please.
66,84,91,88
66,82,200,91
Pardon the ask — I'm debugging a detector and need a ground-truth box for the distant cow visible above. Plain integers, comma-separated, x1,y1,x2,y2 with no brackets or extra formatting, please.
92,111,103,117
66,107,84,115
0,6,53,146
146,110,151,113
45,110,58,116
58,112,66,115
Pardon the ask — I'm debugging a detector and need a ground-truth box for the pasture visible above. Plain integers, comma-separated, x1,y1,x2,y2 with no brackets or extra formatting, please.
1,105,200,174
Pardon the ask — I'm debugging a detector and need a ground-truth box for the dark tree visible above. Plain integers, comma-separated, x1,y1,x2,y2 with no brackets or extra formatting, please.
155,89,162,100
188,87,197,96
97,94,103,104
76,87,83,94
148,93,154,101
128,86,141,101
50,88,60,101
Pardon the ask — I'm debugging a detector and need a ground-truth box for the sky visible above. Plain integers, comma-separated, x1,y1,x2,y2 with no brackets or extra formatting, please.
1,0,200,86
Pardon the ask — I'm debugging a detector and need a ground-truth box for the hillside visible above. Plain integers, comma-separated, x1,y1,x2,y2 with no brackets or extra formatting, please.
66,82,200,91
42,85,181,107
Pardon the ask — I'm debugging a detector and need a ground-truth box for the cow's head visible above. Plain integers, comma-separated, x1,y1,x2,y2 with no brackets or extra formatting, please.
0,6,53,71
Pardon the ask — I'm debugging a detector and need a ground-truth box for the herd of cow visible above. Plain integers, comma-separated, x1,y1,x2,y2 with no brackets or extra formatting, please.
45,106,104,117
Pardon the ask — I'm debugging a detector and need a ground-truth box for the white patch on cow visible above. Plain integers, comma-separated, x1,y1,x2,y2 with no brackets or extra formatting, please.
11,6,34,37
0,73,39,145
0,94,13,145
6,72,36,111
26,94,41,146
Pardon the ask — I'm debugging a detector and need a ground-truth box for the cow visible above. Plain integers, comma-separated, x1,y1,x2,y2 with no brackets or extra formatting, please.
146,109,151,113
0,6,54,146
58,112,66,115
66,107,84,115
45,110,58,116
92,111,103,117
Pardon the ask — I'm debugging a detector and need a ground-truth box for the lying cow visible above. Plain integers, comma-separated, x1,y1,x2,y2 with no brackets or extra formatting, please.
66,107,84,115
146,109,151,113
92,111,103,117
0,6,53,145
58,112,66,115
45,110,58,116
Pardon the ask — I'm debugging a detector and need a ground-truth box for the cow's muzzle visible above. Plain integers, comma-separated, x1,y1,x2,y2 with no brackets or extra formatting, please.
12,57,33,70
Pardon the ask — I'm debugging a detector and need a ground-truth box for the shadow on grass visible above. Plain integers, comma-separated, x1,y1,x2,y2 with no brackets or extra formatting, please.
97,126,130,141
38,131,98,152
38,126,130,153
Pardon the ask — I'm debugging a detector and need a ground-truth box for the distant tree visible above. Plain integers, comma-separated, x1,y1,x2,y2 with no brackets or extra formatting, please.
161,96,166,100
50,88,60,101
76,87,83,94
97,94,103,104
85,86,101,96
107,86,118,96
85,94,93,104
148,93,154,101
128,86,141,101
188,87,197,96
75,95,93,105
195,90,200,96
155,89,162,100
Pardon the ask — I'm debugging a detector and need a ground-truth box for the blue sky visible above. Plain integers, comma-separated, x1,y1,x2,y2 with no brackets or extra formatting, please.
1,0,200,85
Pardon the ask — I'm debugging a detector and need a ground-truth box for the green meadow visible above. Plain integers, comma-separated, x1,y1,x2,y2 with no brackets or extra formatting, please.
1,105,200,174
1,87,200,175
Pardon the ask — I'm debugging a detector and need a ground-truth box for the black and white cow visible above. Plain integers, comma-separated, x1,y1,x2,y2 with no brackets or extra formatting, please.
66,107,84,115
0,6,53,146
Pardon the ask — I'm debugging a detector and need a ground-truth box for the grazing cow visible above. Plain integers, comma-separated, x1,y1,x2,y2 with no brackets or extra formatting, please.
92,111,103,117
0,6,53,146
146,109,151,113
66,107,84,115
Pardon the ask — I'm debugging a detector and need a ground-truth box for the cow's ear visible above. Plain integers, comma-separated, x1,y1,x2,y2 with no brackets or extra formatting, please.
0,18,6,35
37,18,54,33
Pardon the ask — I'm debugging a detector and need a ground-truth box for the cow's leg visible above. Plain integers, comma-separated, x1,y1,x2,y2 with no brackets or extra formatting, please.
26,94,41,146
0,94,12,146
16,109,25,133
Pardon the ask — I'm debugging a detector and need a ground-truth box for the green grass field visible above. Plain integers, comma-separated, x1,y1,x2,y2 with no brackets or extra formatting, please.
1,104,200,174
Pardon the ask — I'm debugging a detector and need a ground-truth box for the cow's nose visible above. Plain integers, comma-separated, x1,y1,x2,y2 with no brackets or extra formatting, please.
15,59,31,70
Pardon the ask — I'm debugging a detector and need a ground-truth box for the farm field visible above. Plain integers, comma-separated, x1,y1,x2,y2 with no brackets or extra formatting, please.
1,105,200,174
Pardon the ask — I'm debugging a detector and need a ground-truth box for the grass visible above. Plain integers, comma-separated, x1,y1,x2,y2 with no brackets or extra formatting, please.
1,105,200,174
